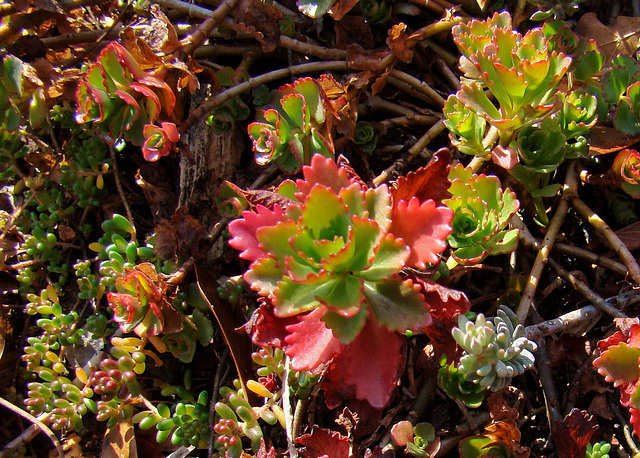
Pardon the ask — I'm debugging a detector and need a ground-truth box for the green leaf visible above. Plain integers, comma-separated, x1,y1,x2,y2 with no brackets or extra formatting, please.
191,308,214,346
357,235,408,281
574,51,604,81
315,274,364,317
294,78,325,124
301,185,346,238
321,304,368,344
3,55,23,96
603,65,631,104
614,99,640,135
364,278,430,332
273,273,336,316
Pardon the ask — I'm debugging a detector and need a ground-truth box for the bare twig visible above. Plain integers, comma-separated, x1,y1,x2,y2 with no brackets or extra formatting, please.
0,397,63,458
513,213,627,319
109,145,137,240
516,161,578,322
179,0,240,56
373,119,446,186
180,61,348,132
388,69,446,107
571,197,640,285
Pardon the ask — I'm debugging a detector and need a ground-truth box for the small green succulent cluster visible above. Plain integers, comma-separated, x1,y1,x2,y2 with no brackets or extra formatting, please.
217,275,245,304
214,380,265,457
451,307,537,392
206,67,251,134
597,56,640,135
437,358,486,408
138,391,210,447
247,77,334,173
353,121,378,154
0,130,29,181
585,441,611,458
391,420,439,457
445,165,519,265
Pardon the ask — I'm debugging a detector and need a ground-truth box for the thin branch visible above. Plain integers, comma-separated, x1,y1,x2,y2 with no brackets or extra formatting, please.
553,241,629,277
179,0,240,57
388,69,446,107
0,396,63,458
525,305,599,341
513,213,627,319
571,197,640,285
373,119,446,186
180,61,348,133
109,145,137,240
516,161,578,322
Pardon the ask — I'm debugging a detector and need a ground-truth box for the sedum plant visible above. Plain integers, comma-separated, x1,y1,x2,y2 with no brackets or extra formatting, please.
229,153,455,407
247,77,334,174
444,164,519,265
448,11,572,145
106,263,182,338
75,41,177,152
452,307,537,392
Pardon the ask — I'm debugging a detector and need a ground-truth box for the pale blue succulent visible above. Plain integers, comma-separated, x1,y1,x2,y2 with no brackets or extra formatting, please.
452,306,537,392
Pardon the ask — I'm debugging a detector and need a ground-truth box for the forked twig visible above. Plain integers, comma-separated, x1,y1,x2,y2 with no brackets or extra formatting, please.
516,161,578,322
571,196,640,285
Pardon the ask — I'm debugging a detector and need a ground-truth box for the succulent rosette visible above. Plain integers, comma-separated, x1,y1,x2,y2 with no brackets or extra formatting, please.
229,154,454,407
75,41,176,146
557,89,598,139
515,118,567,173
612,148,640,198
452,307,537,392
142,122,179,162
247,77,334,174
451,12,572,139
445,164,519,264
353,121,378,154
106,264,182,337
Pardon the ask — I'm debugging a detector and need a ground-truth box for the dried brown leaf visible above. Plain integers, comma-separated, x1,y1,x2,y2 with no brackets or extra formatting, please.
575,13,640,64
101,418,137,458
615,220,640,250
552,409,597,458
589,125,640,155
328,0,360,21
230,0,282,52
387,23,414,64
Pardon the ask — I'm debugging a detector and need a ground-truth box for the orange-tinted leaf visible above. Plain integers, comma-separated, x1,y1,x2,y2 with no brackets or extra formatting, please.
589,125,640,155
387,23,413,64
551,409,597,458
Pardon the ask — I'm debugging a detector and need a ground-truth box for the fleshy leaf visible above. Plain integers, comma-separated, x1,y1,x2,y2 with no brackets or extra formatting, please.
284,307,342,371
341,319,404,408
389,197,453,269
593,342,640,387
364,277,431,332
228,205,287,262
297,428,350,458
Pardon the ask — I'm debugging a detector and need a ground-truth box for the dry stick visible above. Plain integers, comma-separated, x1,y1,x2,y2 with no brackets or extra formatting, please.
109,145,137,240
388,69,446,107
515,161,578,322
525,305,599,341
553,242,628,277
179,0,240,57
180,61,348,133
367,96,423,117
373,118,446,186
41,27,122,47
571,197,640,286
512,213,627,319
380,114,440,129
535,333,563,428
0,396,64,458
386,75,440,105
194,44,262,58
